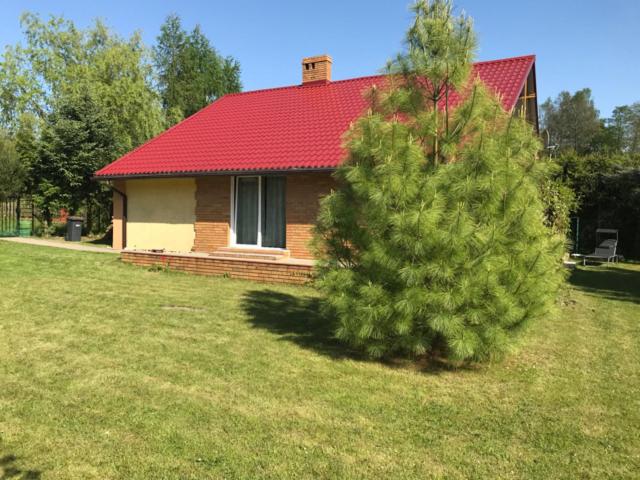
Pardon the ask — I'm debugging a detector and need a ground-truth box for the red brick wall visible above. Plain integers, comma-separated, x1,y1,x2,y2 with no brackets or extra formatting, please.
121,251,313,285
286,173,336,259
193,176,231,252
192,172,336,259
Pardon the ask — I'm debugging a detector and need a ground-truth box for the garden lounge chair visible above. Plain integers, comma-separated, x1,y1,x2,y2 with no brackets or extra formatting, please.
583,238,618,265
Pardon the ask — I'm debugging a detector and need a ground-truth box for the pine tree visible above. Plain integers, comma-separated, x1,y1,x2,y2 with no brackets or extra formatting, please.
314,0,565,362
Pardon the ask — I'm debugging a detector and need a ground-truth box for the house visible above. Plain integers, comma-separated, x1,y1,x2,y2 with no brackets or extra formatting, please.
95,54,538,283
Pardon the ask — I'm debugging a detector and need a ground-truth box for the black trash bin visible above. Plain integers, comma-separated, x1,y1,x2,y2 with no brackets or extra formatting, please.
65,216,84,242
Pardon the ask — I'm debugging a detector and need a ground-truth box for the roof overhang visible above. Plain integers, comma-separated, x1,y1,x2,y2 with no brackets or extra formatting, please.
94,167,337,181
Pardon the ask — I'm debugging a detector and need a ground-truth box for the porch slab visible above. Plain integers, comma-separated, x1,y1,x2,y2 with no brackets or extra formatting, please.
121,249,315,284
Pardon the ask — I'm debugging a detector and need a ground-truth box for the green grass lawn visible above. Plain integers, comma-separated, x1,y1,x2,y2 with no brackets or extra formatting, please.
1,241,639,479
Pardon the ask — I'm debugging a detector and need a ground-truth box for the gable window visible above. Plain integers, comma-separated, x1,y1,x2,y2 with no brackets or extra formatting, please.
232,176,286,248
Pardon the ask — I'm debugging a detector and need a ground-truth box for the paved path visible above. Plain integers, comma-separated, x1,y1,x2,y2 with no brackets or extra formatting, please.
0,236,120,254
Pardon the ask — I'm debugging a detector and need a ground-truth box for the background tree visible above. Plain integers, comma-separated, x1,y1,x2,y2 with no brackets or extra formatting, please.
0,130,26,199
32,91,116,228
0,11,244,236
153,14,185,119
0,44,44,132
15,14,165,155
0,14,166,156
154,14,241,122
0,14,166,231
315,0,564,362
608,103,640,153
541,89,601,154
14,113,39,194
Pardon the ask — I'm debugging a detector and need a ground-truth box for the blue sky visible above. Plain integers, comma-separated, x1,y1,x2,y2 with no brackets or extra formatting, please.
1,0,638,117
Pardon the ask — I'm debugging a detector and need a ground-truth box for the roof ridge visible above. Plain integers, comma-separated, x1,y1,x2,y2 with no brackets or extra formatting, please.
221,55,535,99
473,54,535,65
222,73,388,98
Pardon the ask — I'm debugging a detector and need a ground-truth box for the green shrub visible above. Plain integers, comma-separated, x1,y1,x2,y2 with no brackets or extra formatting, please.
555,151,640,258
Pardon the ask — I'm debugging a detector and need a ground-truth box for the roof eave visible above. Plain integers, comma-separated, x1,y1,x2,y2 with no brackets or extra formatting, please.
93,167,338,181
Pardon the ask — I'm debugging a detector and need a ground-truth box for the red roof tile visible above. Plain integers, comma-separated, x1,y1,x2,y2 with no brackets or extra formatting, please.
96,55,535,178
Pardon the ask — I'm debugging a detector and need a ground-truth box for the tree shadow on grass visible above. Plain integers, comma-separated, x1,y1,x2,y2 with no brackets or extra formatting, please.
241,289,360,361
0,454,41,480
241,289,469,374
569,265,640,305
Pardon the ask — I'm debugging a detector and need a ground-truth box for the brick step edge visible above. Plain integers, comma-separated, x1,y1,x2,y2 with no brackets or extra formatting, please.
210,251,284,261
121,251,313,285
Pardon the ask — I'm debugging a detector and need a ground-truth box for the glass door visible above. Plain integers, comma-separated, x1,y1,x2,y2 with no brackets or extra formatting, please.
235,177,259,245
234,176,286,248
262,177,286,248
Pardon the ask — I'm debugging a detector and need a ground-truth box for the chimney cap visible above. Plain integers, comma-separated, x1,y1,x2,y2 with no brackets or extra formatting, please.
302,54,333,65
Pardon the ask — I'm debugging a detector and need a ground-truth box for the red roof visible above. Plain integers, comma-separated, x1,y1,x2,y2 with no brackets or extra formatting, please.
96,55,535,178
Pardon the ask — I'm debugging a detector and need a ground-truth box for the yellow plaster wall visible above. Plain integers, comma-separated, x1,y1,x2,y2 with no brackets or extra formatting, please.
125,178,196,252
111,180,126,250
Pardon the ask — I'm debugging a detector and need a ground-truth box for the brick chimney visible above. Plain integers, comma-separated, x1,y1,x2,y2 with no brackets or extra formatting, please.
302,55,332,84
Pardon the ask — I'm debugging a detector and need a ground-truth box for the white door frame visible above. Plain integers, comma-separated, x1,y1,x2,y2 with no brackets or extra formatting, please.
230,175,262,247
230,175,287,250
